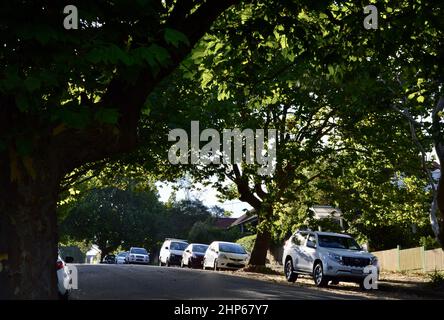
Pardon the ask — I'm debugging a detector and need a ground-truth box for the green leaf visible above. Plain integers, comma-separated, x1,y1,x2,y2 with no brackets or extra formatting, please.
147,44,171,66
95,108,120,124
164,28,190,48
57,107,92,129
417,96,425,103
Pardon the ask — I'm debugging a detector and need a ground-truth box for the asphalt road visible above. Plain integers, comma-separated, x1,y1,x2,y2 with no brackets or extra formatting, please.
70,264,363,300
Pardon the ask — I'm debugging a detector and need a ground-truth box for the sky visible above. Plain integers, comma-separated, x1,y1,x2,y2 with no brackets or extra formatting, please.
155,180,252,218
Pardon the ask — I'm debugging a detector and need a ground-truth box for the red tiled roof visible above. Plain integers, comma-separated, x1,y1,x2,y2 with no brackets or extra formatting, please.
213,217,237,229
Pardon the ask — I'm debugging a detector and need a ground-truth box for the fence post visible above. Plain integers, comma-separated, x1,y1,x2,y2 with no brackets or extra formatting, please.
397,245,401,272
421,246,426,272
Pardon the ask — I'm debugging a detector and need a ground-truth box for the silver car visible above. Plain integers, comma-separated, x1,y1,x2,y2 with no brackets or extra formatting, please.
282,230,379,289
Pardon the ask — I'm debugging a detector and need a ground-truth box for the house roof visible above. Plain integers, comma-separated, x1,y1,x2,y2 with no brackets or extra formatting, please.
213,217,237,229
230,212,258,227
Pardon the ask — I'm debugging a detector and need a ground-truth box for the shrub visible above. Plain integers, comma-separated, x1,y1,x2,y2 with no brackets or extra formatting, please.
236,234,256,253
428,270,444,288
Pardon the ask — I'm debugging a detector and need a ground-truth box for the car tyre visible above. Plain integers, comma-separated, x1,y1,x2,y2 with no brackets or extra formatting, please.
313,262,329,287
213,259,218,271
284,259,298,283
58,292,69,301
188,258,192,268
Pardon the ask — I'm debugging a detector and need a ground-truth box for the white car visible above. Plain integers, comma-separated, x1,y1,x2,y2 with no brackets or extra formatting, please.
159,239,189,266
57,255,72,299
127,247,150,265
203,241,249,271
282,230,379,289
115,251,129,264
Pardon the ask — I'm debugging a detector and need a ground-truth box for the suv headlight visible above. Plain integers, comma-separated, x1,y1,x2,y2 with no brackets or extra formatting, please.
328,252,343,264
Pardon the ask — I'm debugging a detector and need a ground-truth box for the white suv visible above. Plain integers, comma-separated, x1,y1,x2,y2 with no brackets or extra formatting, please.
159,239,189,266
282,230,379,289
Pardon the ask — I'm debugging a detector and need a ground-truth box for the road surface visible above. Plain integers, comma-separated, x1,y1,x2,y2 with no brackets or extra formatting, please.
70,264,363,300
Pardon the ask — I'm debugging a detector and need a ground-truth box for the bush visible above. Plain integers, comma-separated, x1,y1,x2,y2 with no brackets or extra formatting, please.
419,236,441,250
236,234,256,253
428,270,444,288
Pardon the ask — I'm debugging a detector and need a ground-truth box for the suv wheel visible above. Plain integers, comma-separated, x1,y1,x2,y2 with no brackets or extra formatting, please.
284,259,298,283
313,262,328,287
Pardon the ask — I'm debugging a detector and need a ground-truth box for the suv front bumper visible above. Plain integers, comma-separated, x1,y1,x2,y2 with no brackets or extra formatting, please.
323,260,380,281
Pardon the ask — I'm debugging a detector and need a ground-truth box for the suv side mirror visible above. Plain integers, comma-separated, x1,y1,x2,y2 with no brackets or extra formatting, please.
306,240,316,248
185,250,190,253
165,246,169,250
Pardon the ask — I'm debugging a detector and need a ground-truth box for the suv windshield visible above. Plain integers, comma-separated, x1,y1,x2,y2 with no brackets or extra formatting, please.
117,252,126,257
192,244,208,253
318,235,361,250
131,248,148,255
219,243,246,254
170,242,188,251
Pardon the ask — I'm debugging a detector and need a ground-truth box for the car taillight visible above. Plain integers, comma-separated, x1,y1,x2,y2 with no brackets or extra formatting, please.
56,261,64,270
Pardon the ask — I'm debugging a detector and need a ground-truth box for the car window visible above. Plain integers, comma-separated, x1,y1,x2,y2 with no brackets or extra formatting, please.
118,252,126,257
130,248,148,255
307,234,317,245
170,242,188,251
318,235,361,250
219,243,247,254
292,232,306,245
192,244,209,253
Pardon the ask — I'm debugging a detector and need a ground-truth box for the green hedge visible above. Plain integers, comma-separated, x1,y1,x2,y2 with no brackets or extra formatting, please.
236,234,256,253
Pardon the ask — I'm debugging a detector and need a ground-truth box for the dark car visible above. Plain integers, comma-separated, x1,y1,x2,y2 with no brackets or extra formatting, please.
181,243,209,268
102,254,116,264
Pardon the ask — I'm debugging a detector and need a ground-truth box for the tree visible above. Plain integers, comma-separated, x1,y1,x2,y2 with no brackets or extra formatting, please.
146,0,444,265
0,0,247,299
60,186,165,258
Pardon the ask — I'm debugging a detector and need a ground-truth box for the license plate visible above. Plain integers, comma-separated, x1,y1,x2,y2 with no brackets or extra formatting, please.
351,269,363,274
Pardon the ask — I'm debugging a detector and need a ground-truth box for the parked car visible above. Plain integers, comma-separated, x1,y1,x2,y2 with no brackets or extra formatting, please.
282,230,379,289
115,251,129,264
57,255,72,300
159,238,188,266
127,247,150,265
102,254,116,264
181,243,209,268
203,241,249,271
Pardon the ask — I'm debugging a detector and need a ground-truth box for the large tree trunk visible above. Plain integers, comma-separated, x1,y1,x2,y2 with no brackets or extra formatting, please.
248,226,271,266
0,154,61,299
433,164,444,247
